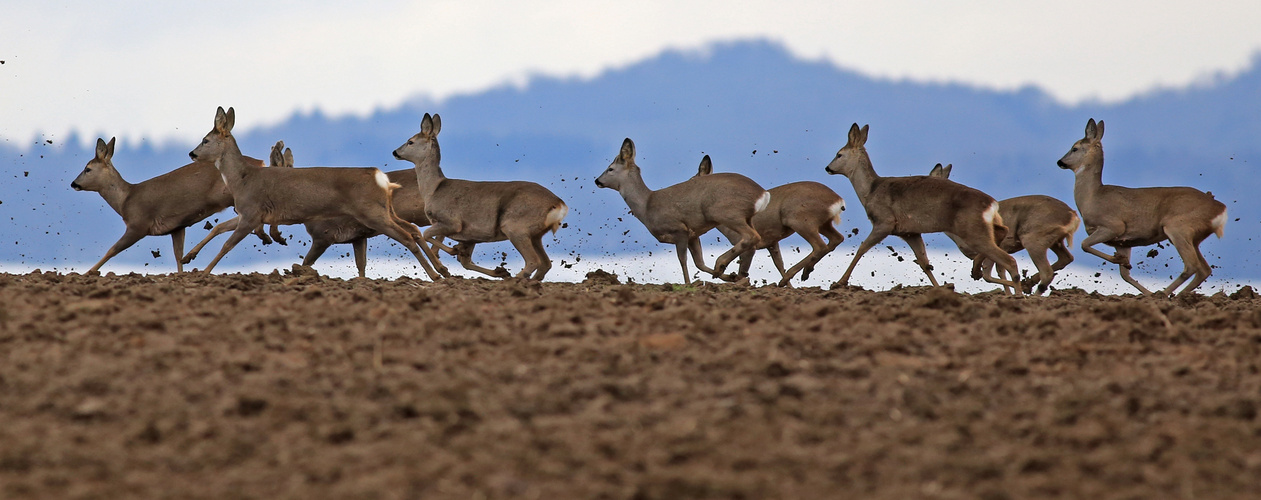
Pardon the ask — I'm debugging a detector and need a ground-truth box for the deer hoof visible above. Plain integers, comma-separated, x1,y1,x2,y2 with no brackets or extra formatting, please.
275,236,288,246
777,279,794,288
436,266,451,278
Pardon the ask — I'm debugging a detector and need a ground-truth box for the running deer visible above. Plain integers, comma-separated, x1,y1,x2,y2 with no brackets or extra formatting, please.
71,137,270,274
595,139,770,285
188,106,443,280
824,123,1022,295
1056,118,1226,297
181,142,430,278
392,113,568,281
928,163,1079,295
183,141,293,263
694,160,845,286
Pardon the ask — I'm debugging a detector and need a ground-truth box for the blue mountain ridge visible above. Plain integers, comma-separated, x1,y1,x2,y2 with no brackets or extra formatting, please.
2,39,1257,281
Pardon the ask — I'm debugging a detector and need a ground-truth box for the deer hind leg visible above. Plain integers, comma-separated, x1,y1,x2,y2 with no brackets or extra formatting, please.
453,242,512,279
302,237,332,269
710,227,747,282
686,237,720,278
675,239,693,285
366,215,443,281
183,217,239,265
200,215,264,275
507,233,544,280
781,226,831,286
268,224,287,246
1024,244,1057,295
1162,229,1212,297
898,234,941,288
529,235,552,281
968,233,1022,295
1049,239,1074,272
88,228,148,275
1113,247,1153,296
171,227,186,273
712,223,758,279
352,238,368,278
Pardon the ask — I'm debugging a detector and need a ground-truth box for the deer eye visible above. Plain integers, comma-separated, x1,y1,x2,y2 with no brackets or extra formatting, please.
1071,147,1078,152
407,141,414,145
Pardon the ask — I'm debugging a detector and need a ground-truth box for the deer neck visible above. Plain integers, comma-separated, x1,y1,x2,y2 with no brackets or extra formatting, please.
844,153,880,207
617,168,654,220
413,145,447,200
96,168,133,216
215,136,260,191
1071,147,1105,210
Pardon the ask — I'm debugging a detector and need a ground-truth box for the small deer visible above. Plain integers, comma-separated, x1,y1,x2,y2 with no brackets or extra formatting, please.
824,124,1022,295
928,163,1079,294
392,113,568,281
70,137,270,274
595,138,770,285
694,160,845,286
188,106,444,280
1056,118,1226,297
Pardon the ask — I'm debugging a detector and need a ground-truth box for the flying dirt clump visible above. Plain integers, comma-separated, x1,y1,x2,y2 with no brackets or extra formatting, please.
583,269,621,286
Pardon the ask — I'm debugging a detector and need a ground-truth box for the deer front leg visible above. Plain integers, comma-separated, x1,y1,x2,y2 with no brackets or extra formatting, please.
1080,227,1128,267
838,228,891,286
200,216,262,275
1113,247,1153,295
455,242,511,278
1162,230,1212,297
88,228,148,275
183,218,238,265
899,234,941,288
268,224,287,246
170,227,186,273
686,237,722,278
352,237,368,278
674,239,692,285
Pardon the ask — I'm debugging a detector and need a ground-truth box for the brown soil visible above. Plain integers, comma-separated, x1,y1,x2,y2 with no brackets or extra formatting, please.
2,270,1260,499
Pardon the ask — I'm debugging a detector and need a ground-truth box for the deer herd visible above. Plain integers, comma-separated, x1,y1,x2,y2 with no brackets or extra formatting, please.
72,108,1228,297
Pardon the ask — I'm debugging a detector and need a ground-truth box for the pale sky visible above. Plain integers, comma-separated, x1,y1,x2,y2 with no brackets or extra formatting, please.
5,0,1261,144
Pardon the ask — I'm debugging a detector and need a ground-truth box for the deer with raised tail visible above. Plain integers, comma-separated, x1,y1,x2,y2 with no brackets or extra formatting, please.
595,139,770,285
71,137,273,274
928,163,1079,295
694,160,845,287
392,113,568,281
182,142,431,278
824,124,1022,295
1056,118,1226,297
188,106,444,280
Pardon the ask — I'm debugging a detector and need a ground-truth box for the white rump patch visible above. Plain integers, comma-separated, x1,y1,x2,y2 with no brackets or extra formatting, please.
982,202,1000,225
754,191,771,214
1212,207,1227,238
374,170,390,190
828,198,846,224
546,203,569,235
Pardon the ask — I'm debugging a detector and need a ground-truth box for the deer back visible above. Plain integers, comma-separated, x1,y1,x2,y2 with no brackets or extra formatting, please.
865,175,997,236
427,178,563,241
1085,185,1225,246
645,172,765,236
752,181,844,244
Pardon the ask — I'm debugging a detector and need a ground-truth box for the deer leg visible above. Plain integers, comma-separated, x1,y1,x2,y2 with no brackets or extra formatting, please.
1113,247,1153,296
803,223,844,282
1025,245,1056,295
352,237,368,278
974,245,1023,296
509,234,542,280
200,217,263,275
686,237,720,277
898,234,941,287
675,239,693,285
712,224,758,279
1080,227,1128,266
302,238,332,268
87,228,148,275
269,224,287,246
360,212,443,281
183,218,238,265
530,235,553,281
1050,240,1074,272
170,228,186,273
781,229,829,286
448,243,508,278
1162,230,1212,297
838,228,891,286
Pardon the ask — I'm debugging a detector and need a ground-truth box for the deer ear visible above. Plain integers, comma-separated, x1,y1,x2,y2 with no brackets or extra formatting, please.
283,148,294,168
1094,120,1104,141
619,138,636,162
698,155,713,175
94,138,109,160
846,123,861,146
421,113,434,136
270,141,285,167
1084,118,1097,141
224,107,235,132
943,164,952,178
929,163,944,177
431,114,441,136
104,137,116,161
858,124,870,146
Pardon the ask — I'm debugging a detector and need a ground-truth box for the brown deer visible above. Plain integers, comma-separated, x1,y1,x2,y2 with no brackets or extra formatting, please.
392,113,568,280
182,141,293,262
824,124,1022,295
927,163,1079,294
595,139,770,285
71,137,271,274
1056,118,1226,297
182,142,431,278
188,106,443,280
693,160,845,286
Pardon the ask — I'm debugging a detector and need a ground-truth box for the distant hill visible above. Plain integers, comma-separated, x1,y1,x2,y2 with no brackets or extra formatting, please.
2,39,1257,281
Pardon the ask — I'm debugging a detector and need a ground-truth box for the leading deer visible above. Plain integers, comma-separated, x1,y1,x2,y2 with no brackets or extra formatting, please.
928,163,1079,295
693,160,846,287
1056,118,1226,297
392,113,568,281
71,137,272,274
595,139,770,285
188,106,444,280
824,124,1022,295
